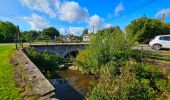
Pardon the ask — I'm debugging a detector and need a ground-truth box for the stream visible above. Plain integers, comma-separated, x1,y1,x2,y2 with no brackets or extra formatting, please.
50,68,97,100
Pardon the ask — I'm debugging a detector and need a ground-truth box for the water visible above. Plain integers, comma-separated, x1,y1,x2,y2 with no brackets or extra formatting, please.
50,69,97,100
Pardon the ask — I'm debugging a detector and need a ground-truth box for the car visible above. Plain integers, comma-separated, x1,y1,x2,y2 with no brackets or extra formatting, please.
149,35,170,50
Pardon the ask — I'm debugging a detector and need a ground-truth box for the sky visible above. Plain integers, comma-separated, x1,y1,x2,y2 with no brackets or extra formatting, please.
0,0,170,36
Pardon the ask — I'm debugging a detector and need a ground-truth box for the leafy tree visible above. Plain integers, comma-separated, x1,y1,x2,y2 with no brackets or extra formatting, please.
28,30,39,40
42,27,60,39
82,28,88,36
125,16,170,43
0,21,17,42
21,30,39,42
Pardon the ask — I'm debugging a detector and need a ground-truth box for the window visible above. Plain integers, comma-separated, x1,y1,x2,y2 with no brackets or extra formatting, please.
159,37,163,40
163,36,170,41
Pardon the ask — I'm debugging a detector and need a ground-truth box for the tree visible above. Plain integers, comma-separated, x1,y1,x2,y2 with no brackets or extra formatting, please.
28,30,39,40
42,27,60,39
82,28,88,36
0,21,17,43
125,17,170,43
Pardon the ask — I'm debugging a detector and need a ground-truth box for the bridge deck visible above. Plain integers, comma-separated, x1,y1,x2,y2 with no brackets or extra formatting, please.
30,43,89,46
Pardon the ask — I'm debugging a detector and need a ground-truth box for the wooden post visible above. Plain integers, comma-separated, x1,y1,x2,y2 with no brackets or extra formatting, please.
16,26,24,48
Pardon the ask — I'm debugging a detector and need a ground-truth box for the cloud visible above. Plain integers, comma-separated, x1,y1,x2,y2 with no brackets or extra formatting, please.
104,23,112,28
59,27,84,36
21,14,49,30
88,14,104,29
155,8,170,17
57,1,88,22
21,0,88,22
114,2,124,16
21,0,56,17
68,27,84,36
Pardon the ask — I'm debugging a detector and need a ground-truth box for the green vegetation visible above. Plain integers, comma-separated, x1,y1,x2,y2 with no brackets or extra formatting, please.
41,27,60,39
82,28,89,36
0,46,21,99
74,27,136,74
0,21,17,43
74,27,170,99
21,30,40,42
125,16,170,43
23,47,64,79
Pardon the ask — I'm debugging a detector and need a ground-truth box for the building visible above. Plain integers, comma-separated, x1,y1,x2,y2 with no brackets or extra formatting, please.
83,34,92,42
63,35,71,42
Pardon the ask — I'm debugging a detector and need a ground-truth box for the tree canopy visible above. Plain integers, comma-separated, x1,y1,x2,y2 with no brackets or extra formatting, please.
0,20,17,42
82,28,88,36
125,16,170,43
42,27,60,39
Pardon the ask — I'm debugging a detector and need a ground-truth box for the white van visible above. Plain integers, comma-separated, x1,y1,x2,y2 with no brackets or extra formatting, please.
149,35,170,50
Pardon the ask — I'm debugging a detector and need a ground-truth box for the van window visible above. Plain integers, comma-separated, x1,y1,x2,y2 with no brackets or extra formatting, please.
163,36,170,41
159,37,163,40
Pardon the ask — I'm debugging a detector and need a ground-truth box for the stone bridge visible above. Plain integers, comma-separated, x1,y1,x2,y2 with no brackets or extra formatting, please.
30,43,89,57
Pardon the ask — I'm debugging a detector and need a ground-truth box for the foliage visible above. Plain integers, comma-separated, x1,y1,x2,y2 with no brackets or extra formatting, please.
42,27,60,39
0,21,17,43
0,46,22,99
21,30,40,42
82,28,88,36
125,16,170,43
23,47,64,79
74,27,136,74
74,27,170,99
87,62,170,100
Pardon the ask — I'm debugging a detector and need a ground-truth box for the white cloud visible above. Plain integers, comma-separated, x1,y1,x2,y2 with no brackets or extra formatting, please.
21,0,56,17
59,27,84,36
21,14,49,30
155,8,170,17
68,27,84,36
88,14,104,29
104,23,112,28
59,28,66,35
114,2,124,16
21,0,88,22
57,1,88,22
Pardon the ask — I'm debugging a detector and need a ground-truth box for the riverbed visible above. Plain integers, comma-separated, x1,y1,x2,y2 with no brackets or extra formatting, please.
50,69,97,100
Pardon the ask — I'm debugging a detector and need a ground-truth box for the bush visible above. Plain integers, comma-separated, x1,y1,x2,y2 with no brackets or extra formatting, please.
23,47,63,79
74,27,136,74
87,63,170,100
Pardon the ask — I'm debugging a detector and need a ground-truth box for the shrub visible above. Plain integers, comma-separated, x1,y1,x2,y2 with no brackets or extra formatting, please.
23,47,63,79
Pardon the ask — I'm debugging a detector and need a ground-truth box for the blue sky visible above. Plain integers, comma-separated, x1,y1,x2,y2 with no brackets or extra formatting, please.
0,0,170,35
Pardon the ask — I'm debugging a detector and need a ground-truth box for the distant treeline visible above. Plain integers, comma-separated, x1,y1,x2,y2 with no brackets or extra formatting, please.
0,16,170,43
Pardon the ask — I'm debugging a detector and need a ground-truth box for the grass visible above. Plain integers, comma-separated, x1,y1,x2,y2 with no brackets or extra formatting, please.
0,45,22,100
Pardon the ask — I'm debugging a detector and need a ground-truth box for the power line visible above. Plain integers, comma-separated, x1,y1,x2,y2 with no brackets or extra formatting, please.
106,0,157,23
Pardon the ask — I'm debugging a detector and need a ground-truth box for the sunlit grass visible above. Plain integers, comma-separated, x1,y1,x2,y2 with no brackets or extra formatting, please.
0,45,22,100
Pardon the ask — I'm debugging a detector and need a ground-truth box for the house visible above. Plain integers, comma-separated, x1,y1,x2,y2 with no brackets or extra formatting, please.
63,35,71,42
83,34,92,42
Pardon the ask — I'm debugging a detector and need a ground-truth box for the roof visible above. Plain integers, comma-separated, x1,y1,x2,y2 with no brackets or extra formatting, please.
83,34,92,36
157,35,170,37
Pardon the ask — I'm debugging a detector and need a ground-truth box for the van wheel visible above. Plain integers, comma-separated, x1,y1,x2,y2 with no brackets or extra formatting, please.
153,44,161,50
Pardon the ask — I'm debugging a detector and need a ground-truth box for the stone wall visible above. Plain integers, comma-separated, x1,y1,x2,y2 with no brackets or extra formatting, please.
31,44,88,57
17,49,56,99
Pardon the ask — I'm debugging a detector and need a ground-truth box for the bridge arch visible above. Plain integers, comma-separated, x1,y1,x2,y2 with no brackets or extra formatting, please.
64,50,79,58
30,43,88,57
